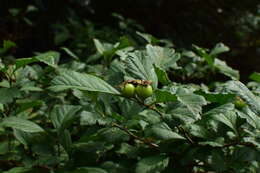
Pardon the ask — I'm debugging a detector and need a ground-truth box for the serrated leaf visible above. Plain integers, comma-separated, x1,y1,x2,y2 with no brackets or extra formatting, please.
49,70,120,95
136,154,169,173
211,111,239,133
236,107,260,129
50,105,81,130
176,92,207,119
146,44,180,69
145,122,185,141
125,51,158,88
205,103,235,116
2,117,44,133
214,59,239,80
224,80,260,115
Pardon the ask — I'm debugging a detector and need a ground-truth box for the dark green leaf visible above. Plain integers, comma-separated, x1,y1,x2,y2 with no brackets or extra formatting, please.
136,154,169,173
49,70,120,95
154,66,171,85
2,117,44,133
224,80,260,115
249,72,260,82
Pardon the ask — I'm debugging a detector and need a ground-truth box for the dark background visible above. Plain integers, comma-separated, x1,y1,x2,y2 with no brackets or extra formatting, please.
1,0,259,81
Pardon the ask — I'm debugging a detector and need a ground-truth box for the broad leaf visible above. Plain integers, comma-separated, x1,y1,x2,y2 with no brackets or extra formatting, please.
125,51,158,88
49,70,120,95
146,44,180,69
155,89,177,103
50,105,81,130
15,51,60,70
136,154,169,173
224,80,260,115
211,111,239,133
145,122,185,141
214,59,239,80
176,92,207,119
0,87,21,104
2,117,44,133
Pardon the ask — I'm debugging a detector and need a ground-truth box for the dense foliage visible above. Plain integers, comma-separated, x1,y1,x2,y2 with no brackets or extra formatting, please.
0,1,260,173
1,29,260,172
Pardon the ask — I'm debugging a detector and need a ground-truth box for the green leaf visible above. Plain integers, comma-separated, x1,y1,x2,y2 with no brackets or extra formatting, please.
211,111,242,134
93,39,107,55
15,57,38,70
125,51,158,88
136,154,169,173
0,87,21,104
187,124,211,139
0,40,16,54
61,47,80,60
249,72,260,82
80,111,113,126
210,43,230,56
49,70,120,95
205,103,235,116
15,51,60,70
35,51,60,68
2,117,44,133
214,59,239,80
50,105,81,130
154,66,171,85
193,45,214,66
71,167,108,173
176,91,207,119
154,89,177,103
211,150,227,172
196,91,235,104
237,107,260,129
136,31,160,44
3,167,32,173
146,44,180,69
145,122,185,141
60,129,72,154
224,80,260,115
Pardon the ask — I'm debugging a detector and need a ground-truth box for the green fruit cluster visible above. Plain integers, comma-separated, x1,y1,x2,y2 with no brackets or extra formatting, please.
121,83,153,99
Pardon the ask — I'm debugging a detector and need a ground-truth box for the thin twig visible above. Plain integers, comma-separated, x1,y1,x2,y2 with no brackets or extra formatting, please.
112,123,159,149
